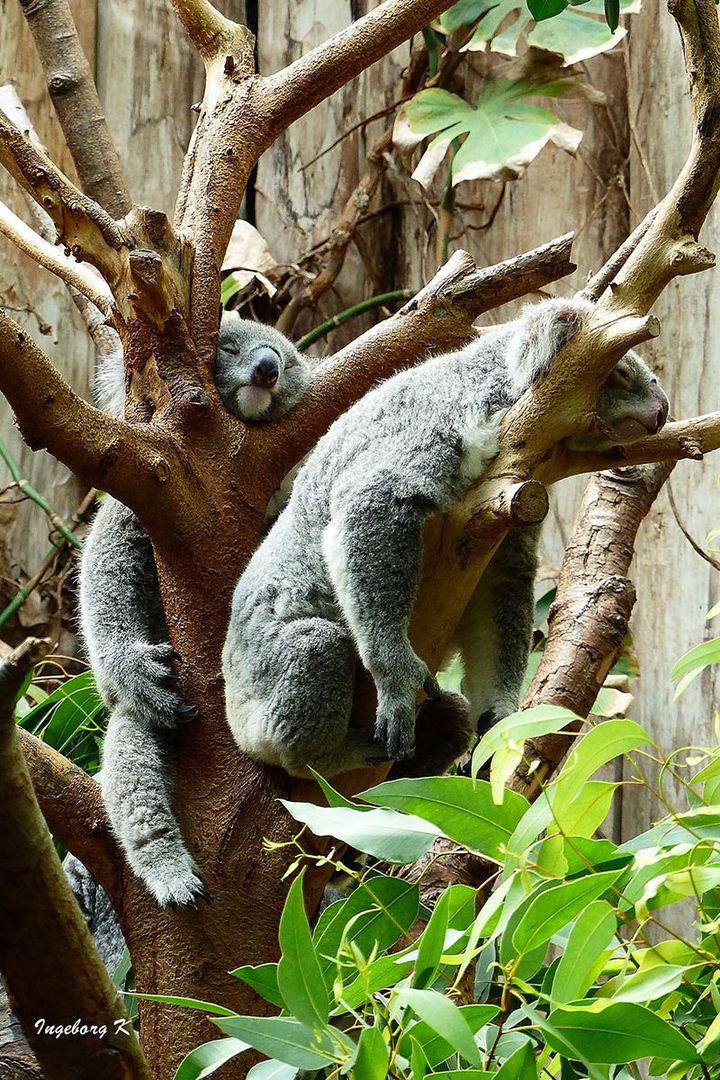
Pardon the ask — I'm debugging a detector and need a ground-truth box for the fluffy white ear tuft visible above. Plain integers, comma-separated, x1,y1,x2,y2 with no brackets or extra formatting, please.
506,296,593,398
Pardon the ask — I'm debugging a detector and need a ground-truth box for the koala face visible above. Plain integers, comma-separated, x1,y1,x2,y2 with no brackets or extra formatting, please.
215,313,309,422
567,349,669,450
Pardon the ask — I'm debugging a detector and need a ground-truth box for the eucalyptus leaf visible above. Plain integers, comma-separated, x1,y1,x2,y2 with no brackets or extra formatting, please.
277,873,329,1028
174,1038,249,1080
280,799,439,863
359,775,528,861
546,1001,701,1063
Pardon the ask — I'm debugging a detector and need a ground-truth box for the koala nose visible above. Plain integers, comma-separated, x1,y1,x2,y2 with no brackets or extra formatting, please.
654,394,669,432
249,347,280,389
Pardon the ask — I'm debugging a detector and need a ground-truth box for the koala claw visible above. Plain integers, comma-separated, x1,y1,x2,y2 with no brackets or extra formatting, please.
175,702,198,723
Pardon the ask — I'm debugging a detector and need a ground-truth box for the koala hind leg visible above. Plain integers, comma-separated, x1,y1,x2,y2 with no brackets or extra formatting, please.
267,617,385,777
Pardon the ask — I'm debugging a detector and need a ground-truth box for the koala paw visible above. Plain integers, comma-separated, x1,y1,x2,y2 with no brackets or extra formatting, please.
123,641,197,730
375,690,416,760
476,697,519,737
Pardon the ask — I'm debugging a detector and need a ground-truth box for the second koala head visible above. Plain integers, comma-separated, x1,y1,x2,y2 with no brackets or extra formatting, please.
215,312,311,422
506,296,669,451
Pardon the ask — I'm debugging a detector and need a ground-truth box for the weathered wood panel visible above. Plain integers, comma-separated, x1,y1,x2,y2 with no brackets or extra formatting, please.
623,0,720,848
0,0,96,611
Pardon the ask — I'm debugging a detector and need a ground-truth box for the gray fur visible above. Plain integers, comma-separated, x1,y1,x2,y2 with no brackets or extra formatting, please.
63,851,126,972
223,297,669,777
80,316,310,907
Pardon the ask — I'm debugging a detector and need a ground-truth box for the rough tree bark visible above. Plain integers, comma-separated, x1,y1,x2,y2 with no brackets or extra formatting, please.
0,1,719,1078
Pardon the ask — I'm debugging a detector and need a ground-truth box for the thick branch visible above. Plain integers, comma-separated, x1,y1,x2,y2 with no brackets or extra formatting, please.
176,0,455,352
18,0,131,217
0,310,179,520
0,640,149,1080
262,0,454,137
510,463,674,800
555,412,720,477
0,111,126,284
263,234,576,473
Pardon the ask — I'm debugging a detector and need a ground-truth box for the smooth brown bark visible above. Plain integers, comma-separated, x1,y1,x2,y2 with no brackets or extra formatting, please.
0,640,150,1080
18,0,131,217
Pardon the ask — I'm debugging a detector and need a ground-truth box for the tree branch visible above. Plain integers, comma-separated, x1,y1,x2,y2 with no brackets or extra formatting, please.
17,0,131,217
555,411,720,477
261,0,455,138
0,110,126,285
510,463,674,800
169,0,243,61
175,0,456,353
264,234,576,472
0,310,179,521
0,198,114,315
0,640,150,1080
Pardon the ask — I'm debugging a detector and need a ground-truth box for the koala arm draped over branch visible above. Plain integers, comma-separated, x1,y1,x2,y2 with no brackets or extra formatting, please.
223,298,669,781
79,315,311,907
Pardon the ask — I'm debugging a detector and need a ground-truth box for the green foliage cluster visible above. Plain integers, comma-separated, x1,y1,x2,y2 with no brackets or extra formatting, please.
395,0,637,196
163,707,720,1080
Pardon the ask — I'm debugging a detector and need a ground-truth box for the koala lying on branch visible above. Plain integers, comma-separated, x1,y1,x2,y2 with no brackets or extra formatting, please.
79,314,311,907
223,298,668,777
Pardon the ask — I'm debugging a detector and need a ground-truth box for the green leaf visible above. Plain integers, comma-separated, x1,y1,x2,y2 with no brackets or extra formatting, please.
308,769,358,809
413,887,451,988
527,5,625,63
280,800,439,863
546,1002,702,1063
528,0,569,18
354,1025,389,1080
473,704,579,773
599,964,688,1004
671,635,720,694
551,900,617,1004
395,82,581,189
395,991,491,1068
313,876,419,981
522,1004,607,1080
340,950,415,1009
439,0,497,33
132,993,236,1016
277,873,329,1028
495,1041,538,1079
174,1038,249,1080
229,963,284,1009
220,273,243,307
214,1016,348,1070
245,1062,298,1080
554,720,651,814
428,1072,496,1079
359,776,529,862
510,869,623,957
552,780,616,837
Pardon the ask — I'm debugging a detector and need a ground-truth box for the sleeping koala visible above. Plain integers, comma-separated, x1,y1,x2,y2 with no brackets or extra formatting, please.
80,314,310,906
222,297,668,778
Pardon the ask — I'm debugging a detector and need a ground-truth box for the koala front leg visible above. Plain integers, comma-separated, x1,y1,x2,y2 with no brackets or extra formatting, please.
453,524,541,732
80,498,194,730
322,469,441,761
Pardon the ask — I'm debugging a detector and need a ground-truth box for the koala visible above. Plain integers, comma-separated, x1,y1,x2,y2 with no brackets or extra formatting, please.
79,314,310,907
222,297,669,779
